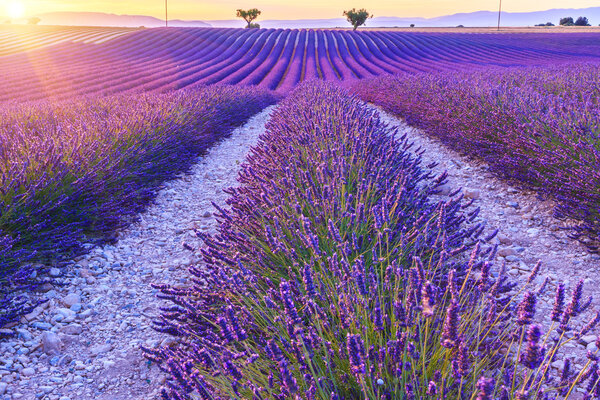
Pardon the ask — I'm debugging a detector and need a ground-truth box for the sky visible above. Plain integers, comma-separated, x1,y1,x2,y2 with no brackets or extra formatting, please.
2,0,599,20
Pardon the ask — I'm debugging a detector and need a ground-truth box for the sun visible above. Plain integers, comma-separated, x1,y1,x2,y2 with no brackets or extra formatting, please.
6,0,25,19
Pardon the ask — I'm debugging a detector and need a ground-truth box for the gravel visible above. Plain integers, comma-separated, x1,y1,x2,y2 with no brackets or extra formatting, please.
0,107,274,400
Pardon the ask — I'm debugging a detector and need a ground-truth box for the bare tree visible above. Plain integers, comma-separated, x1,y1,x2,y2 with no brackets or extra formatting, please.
343,8,372,31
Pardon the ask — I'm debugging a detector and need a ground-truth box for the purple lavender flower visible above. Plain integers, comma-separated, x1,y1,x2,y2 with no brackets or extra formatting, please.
279,360,298,393
561,280,584,330
476,376,495,400
441,301,460,348
427,381,437,396
421,281,436,317
328,219,342,242
578,311,600,338
566,280,584,318
225,306,247,341
280,280,301,324
448,269,457,300
520,325,544,369
586,363,600,398
353,258,368,297
373,296,384,331
303,263,317,298
517,291,536,326
223,358,243,381
527,260,541,284
456,340,470,377
551,283,565,322
217,316,234,343
347,333,366,375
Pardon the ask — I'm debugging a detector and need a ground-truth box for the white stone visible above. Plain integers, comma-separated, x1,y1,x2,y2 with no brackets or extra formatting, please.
40,331,62,355
59,324,83,335
464,188,480,199
62,294,81,308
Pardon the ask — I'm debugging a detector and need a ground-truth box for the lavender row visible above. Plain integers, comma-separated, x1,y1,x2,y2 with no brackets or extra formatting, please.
147,82,600,399
0,85,276,328
2,29,600,102
352,63,600,251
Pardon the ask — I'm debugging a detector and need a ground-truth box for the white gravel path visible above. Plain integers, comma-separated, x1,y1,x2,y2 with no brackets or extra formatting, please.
0,106,274,400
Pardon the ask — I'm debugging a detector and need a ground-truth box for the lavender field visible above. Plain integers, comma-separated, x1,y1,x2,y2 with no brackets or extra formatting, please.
1,24,600,400
2,26,600,102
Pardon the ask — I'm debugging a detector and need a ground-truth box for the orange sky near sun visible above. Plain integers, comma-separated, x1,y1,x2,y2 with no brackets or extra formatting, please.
3,0,599,20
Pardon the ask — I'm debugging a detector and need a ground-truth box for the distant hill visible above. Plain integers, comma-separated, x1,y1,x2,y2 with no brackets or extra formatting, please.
251,8,600,28
36,12,211,28
421,7,600,27
34,7,600,29
210,7,600,28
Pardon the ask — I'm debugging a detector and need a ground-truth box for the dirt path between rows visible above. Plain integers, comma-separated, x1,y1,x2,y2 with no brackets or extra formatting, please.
0,107,274,400
377,107,600,394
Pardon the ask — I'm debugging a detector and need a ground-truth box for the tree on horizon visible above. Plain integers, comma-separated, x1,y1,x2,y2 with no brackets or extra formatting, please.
343,8,372,31
559,17,574,26
575,16,591,26
236,8,261,29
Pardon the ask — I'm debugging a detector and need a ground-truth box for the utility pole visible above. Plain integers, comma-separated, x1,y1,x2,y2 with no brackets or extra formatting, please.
165,0,168,27
497,0,501,31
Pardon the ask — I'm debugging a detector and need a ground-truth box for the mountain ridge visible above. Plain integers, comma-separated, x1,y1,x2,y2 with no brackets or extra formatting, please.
33,7,600,28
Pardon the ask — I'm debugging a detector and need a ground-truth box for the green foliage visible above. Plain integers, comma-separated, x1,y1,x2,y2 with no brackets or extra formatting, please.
343,8,372,31
559,17,574,26
575,16,591,26
27,17,40,25
247,22,260,29
236,8,261,28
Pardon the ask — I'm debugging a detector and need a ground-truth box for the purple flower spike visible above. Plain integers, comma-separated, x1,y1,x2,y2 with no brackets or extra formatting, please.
427,381,437,396
520,325,544,369
551,283,565,322
303,263,317,298
527,260,541,284
279,360,298,393
476,376,495,400
442,301,460,348
347,333,366,375
578,311,600,338
225,306,247,341
517,291,536,326
280,280,301,324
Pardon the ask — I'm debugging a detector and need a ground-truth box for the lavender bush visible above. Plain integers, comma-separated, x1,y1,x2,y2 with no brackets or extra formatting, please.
0,85,276,328
352,64,600,251
147,82,600,399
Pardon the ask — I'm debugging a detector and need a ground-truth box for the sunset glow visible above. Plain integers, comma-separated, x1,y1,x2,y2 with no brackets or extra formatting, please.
5,0,25,19
7,0,600,20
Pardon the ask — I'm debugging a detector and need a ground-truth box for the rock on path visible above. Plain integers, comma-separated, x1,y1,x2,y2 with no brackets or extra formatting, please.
377,107,600,393
0,106,275,400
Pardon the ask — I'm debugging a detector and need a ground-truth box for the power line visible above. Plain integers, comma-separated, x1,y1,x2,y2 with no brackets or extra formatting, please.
497,0,502,31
